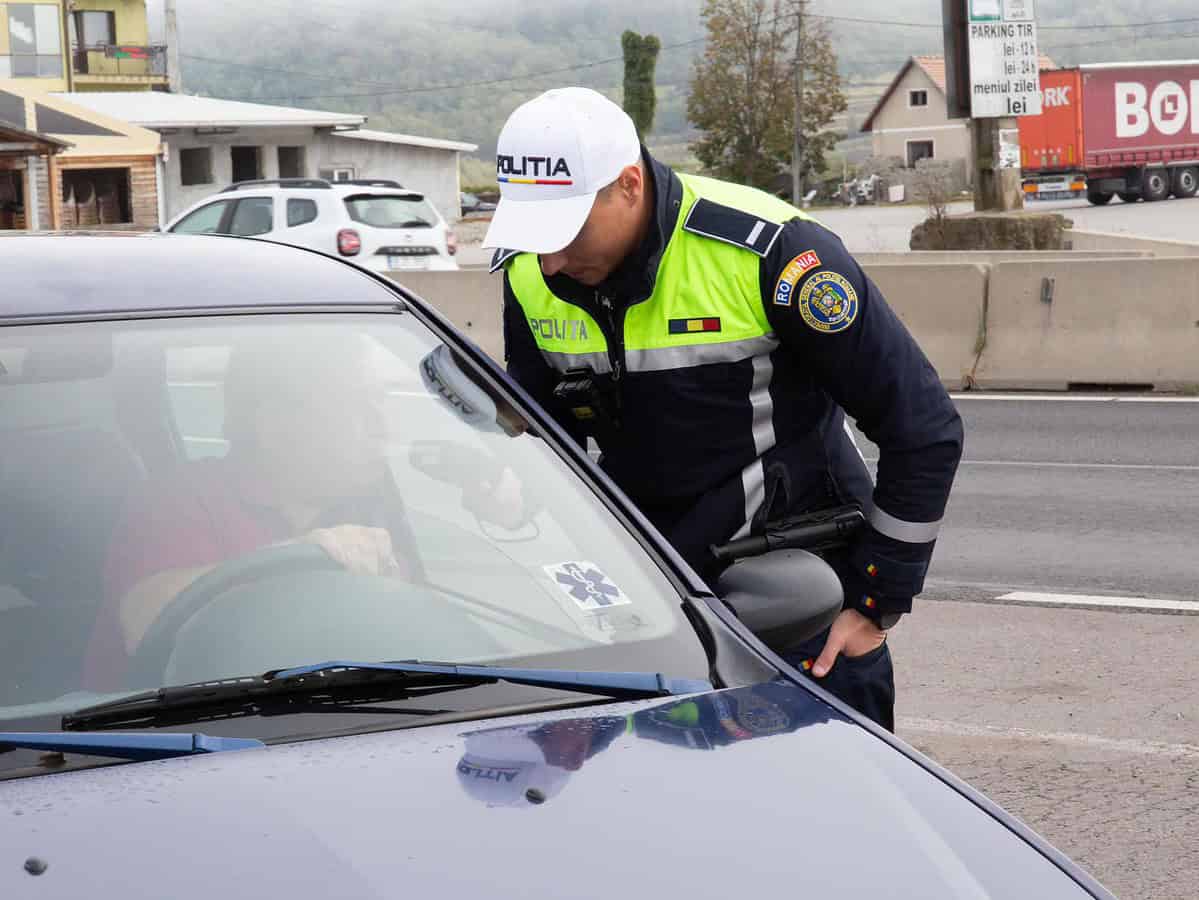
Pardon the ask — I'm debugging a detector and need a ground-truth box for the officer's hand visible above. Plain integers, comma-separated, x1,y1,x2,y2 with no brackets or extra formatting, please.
811,609,886,678
303,525,408,578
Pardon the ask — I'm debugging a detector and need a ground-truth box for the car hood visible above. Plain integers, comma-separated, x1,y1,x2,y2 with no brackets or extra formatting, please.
0,683,1095,899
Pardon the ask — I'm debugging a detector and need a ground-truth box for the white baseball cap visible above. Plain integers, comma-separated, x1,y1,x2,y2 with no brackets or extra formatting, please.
482,87,641,254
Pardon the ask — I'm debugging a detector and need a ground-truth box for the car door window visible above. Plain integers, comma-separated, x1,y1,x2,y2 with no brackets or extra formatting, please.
170,201,231,235
228,198,275,237
287,198,319,227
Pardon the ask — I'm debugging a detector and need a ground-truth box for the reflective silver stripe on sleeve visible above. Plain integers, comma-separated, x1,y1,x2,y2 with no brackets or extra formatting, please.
730,458,767,540
625,335,779,373
539,350,613,374
869,504,942,543
749,354,775,457
843,418,868,469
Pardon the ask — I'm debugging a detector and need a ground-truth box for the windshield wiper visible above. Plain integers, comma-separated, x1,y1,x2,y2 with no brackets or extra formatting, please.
0,731,263,762
63,661,712,731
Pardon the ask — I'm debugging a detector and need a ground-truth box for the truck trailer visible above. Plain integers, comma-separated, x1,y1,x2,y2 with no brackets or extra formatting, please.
1019,60,1199,205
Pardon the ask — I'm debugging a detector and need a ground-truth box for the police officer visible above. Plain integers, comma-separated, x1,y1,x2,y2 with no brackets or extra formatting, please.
482,88,963,731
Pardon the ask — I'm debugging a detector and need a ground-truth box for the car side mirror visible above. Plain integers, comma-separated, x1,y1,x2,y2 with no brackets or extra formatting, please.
715,549,843,656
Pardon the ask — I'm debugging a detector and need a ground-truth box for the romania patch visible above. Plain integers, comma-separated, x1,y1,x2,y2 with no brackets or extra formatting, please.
772,250,822,306
800,659,814,672
799,271,859,334
863,596,878,609
866,563,878,578
668,317,722,335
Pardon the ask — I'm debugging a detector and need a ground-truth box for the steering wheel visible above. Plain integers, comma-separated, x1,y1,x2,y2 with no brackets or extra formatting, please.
126,543,344,689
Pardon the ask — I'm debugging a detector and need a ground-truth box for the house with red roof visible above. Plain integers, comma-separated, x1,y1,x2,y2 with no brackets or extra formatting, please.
861,55,1055,176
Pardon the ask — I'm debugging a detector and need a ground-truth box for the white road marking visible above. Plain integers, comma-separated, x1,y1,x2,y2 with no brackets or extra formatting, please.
950,393,1199,403
960,459,1199,472
863,457,1199,473
997,591,1199,613
182,436,228,446
898,717,1199,760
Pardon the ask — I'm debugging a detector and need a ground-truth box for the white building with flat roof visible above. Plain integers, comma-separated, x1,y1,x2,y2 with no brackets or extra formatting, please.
58,92,477,221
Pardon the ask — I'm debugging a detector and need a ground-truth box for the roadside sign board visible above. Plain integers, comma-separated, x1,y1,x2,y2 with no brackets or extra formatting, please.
967,0,1042,117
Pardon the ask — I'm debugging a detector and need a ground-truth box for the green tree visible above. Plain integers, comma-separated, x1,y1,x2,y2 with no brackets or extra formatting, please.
686,0,846,190
621,30,662,140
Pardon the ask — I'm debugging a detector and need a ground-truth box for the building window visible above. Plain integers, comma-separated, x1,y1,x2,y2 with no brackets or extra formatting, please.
73,10,116,48
180,148,214,187
319,167,356,183
287,198,318,227
906,140,935,168
230,146,262,183
4,3,64,79
278,146,306,179
909,90,928,108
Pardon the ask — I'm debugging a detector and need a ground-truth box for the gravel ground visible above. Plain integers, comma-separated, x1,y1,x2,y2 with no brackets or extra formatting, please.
453,215,493,244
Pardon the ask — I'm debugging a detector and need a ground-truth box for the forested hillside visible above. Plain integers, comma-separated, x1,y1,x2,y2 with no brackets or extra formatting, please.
161,0,1199,162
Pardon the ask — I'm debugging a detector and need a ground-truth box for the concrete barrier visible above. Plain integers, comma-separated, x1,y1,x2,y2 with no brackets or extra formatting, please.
1066,229,1199,258
390,269,504,360
861,263,987,387
979,258,1199,390
394,264,988,388
391,257,1199,392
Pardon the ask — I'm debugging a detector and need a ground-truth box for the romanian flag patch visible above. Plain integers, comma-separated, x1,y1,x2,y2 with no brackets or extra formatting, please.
668,317,722,335
866,563,878,578
863,596,878,609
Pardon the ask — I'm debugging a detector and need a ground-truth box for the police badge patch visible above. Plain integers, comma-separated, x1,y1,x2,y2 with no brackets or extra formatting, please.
798,271,859,334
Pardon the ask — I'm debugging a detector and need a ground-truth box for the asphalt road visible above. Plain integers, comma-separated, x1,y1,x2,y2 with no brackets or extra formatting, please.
457,192,1199,262
810,195,1199,253
854,395,1199,900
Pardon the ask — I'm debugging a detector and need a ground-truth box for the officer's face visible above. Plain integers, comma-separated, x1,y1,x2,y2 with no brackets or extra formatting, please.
539,164,648,287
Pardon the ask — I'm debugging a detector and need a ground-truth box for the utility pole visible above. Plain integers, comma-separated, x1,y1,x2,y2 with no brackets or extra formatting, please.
62,0,76,91
791,0,806,205
165,0,181,93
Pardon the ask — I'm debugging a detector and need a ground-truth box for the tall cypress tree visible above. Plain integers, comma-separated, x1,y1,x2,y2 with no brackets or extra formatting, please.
622,30,662,141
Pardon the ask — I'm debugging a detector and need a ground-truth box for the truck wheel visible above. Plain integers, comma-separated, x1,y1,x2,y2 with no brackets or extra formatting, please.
1086,190,1114,206
1171,167,1199,199
1117,192,1140,204
1143,168,1170,202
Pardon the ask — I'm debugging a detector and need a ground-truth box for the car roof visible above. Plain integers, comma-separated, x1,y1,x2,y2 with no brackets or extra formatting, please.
217,184,424,198
0,234,403,321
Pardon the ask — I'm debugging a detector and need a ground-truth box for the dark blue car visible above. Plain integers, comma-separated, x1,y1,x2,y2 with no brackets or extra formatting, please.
0,235,1112,898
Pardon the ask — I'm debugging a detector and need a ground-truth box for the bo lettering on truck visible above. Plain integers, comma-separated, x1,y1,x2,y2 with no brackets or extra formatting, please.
1115,80,1199,138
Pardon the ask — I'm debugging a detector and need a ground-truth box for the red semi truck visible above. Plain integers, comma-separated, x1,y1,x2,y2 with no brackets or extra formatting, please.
1019,60,1199,205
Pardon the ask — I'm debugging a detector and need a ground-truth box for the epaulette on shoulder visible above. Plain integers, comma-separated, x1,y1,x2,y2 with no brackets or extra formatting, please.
682,198,784,257
488,248,521,273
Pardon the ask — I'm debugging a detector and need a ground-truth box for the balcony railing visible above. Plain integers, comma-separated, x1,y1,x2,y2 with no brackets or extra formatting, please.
72,44,168,79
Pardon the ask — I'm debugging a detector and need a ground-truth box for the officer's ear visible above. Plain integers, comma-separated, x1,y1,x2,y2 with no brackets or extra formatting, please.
613,162,645,205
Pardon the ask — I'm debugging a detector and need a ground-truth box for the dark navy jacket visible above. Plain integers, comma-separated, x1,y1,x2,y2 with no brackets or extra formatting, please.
496,152,963,620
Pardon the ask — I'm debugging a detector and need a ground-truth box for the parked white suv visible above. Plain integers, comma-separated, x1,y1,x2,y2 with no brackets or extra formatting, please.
163,179,459,273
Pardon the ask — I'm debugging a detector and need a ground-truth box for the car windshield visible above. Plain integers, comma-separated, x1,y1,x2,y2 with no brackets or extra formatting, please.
0,313,707,735
344,194,438,228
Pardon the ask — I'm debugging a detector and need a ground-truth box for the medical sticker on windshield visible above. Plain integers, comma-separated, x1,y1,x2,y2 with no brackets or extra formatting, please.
543,561,632,612
773,250,822,306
